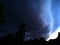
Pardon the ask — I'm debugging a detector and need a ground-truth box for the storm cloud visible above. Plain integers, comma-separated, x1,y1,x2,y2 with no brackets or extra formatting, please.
0,0,60,41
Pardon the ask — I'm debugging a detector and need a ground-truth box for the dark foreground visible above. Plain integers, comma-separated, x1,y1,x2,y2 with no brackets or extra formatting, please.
0,23,60,45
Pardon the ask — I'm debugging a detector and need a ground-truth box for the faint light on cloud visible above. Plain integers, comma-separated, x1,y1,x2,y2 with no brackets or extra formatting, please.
46,26,60,41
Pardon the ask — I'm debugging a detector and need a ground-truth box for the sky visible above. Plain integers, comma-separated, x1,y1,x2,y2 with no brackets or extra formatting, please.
0,0,60,41
46,27,60,41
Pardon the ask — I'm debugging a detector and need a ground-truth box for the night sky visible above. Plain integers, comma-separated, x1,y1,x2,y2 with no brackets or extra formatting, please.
0,0,60,41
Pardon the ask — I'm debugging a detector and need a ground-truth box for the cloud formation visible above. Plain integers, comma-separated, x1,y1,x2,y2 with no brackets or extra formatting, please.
0,0,60,41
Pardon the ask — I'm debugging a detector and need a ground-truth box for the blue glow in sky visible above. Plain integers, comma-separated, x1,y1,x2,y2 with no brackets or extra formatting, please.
46,26,60,41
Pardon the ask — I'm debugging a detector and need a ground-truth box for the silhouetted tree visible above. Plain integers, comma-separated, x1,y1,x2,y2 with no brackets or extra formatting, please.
58,32,60,38
16,23,26,45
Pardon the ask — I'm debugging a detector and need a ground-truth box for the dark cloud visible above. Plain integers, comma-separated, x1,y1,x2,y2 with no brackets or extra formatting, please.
0,0,60,41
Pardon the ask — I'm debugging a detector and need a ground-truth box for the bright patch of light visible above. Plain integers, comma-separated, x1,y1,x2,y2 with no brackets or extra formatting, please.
46,26,60,41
